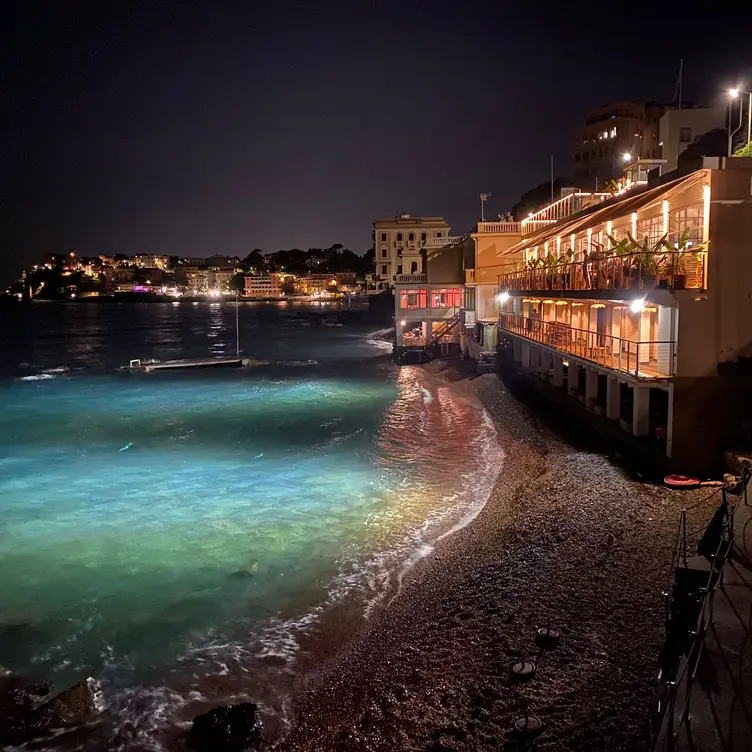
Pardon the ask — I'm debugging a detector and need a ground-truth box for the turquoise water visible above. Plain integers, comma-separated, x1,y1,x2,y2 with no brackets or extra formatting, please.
0,303,503,749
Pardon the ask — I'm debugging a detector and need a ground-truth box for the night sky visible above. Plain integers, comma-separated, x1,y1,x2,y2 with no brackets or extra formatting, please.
2,1,749,282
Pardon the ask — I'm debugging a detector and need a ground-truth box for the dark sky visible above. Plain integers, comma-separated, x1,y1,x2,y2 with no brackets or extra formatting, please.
2,1,750,282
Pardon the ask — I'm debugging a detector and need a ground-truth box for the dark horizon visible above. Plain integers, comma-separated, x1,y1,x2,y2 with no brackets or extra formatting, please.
2,1,750,283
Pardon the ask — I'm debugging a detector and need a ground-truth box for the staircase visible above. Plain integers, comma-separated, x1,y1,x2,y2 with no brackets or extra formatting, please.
424,314,461,357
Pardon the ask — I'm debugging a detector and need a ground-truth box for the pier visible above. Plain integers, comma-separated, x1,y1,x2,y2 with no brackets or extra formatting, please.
128,357,266,372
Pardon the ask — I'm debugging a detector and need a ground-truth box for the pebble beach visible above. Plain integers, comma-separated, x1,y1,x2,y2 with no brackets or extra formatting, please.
276,361,715,752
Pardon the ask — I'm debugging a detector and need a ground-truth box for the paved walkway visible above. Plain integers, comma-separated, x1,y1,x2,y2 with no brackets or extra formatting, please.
663,483,752,751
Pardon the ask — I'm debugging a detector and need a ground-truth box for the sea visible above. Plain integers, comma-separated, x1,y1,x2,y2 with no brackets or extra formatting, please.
0,300,503,750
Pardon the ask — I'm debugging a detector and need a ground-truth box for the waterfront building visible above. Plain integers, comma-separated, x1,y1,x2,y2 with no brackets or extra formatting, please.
574,101,665,189
394,237,465,360
245,273,283,298
177,267,210,294
659,107,726,172
297,274,337,296
494,157,752,472
371,213,453,293
207,268,235,293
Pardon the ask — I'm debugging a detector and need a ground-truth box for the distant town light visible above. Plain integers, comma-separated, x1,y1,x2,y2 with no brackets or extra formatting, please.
631,298,645,313
729,87,740,99
497,291,510,304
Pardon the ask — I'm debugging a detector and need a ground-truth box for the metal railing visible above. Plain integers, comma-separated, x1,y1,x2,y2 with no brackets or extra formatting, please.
395,274,427,284
500,313,675,378
649,483,742,751
498,251,707,293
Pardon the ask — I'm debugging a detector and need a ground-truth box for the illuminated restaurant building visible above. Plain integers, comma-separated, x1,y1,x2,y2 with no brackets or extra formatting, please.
494,158,752,472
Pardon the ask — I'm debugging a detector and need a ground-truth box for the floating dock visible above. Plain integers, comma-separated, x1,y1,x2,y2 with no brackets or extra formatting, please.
128,357,267,372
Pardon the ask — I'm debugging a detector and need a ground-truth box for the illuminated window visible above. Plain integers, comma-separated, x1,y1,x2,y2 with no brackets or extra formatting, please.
431,288,462,308
400,289,427,309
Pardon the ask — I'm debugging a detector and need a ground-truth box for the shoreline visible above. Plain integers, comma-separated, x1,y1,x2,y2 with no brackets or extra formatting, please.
275,359,713,751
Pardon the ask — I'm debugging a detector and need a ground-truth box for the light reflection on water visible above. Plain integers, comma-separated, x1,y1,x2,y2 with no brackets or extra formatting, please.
0,305,503,749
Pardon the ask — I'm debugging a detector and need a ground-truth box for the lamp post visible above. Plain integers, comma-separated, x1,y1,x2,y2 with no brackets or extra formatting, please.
480,193,491,222
727,87,751,156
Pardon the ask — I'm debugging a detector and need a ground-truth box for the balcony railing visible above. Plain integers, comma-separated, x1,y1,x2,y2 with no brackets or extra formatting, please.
476,222,522,234
499,251,706,294
500,313,675,379
395,273,427,283
426,236,463,248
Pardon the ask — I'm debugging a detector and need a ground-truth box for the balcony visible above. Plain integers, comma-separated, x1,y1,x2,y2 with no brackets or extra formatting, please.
395,274,427,284
500,313,675,379
425,236,463,248
476,222,522,234
498,251,706,294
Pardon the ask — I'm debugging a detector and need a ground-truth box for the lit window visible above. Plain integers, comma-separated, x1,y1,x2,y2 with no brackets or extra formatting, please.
430,288,462,308
400,289,427,309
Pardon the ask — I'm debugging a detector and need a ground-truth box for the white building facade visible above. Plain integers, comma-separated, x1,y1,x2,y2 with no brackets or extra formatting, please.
371,214,455,293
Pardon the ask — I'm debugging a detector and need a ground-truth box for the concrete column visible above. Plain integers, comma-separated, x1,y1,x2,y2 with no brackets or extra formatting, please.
632,387,650,437
521,341,531,368
422,321,430,342
639,310,651,364
585,367,599,408
540,350,552,380
552,356,564,387
530,345,541,372
513,338,522,362
567,361,580,395
606,376,620,420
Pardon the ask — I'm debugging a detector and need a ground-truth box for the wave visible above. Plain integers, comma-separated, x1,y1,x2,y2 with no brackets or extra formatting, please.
17,373,57,381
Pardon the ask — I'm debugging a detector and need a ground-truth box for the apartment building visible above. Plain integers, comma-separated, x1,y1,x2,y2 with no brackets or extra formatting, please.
245,273,283,298
659,107,726,172
574,101,665,188
297,274,337,296
493,157,752,473
371,213,453,293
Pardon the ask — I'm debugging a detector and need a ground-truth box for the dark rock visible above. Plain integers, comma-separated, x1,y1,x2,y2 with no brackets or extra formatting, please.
188,703,262,751
36,677,106,728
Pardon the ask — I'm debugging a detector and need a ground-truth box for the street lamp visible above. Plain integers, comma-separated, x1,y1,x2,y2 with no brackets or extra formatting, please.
727,86,751,156
480,192,491,222
621,152,632,163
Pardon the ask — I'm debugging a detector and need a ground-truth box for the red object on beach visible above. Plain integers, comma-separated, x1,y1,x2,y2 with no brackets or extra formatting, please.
664,474,700,489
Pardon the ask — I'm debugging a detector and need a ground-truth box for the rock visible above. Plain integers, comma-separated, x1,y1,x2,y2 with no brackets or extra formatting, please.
188,703,262,751
36,677,106,728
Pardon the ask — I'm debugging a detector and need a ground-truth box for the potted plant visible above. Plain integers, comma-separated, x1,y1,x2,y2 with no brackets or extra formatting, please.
660,228,707,289
606,235,631,289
